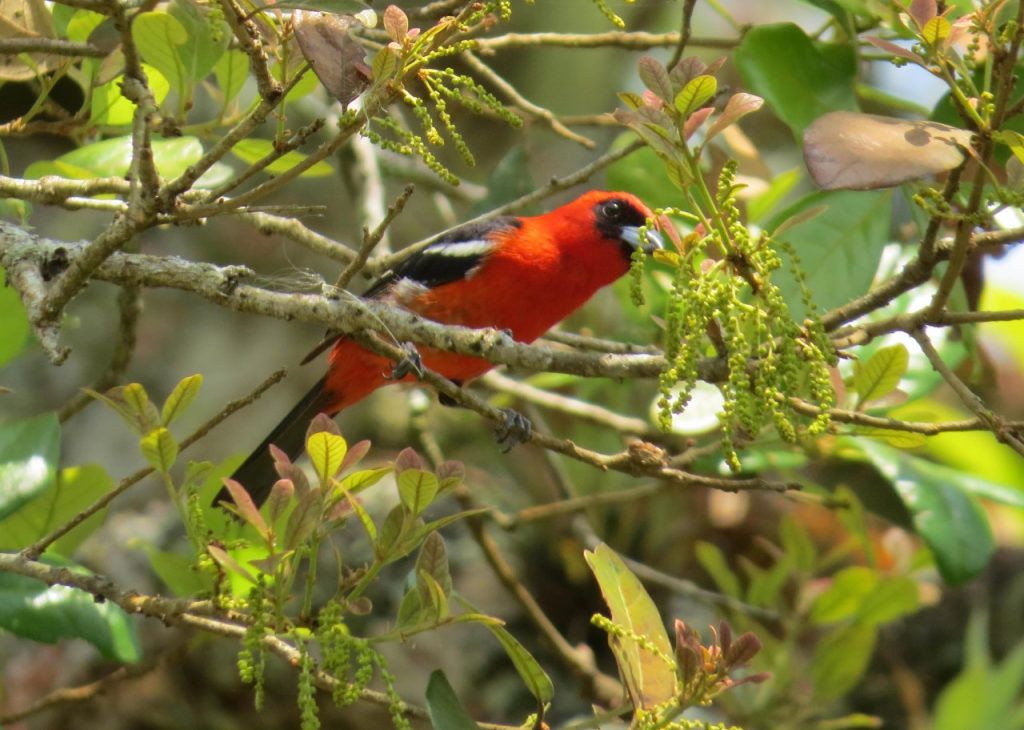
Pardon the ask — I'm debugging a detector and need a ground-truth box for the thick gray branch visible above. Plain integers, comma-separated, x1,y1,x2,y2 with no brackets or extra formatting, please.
0,223,679,381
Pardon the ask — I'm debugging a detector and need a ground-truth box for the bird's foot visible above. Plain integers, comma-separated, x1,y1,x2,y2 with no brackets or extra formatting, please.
495,408,532,452
389,342,424,380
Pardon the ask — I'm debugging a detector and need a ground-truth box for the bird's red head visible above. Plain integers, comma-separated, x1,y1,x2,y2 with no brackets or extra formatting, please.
539,190,662,260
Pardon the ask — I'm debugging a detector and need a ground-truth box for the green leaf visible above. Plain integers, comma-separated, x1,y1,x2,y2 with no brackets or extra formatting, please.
584,543,675,710
65,9,106,42
853,343,909,408
734,23,857,136
768,189,892,320
934,614,1024,730
853,427,927,449
84,383,158,435
811,622,877,700
995,130,1024,167
306,431,347,483
91,64,170,126
0,557,141,662
397,584,425,630
921,16,951,46
483,623,554,704
391,509,488,564
0,267,31,367
347,489,377,542
779,513,817,572
140,428,178,473
229,138,334,177
811,566,877,624
134,541,212,596
337,465,391,496
694,540,742,598
858,440,995,583
397,469,439,516
161,374,203,426
123,383,160,431
673,74,717,118
415,569,449,623
206,543,257,584
26,136,231,186
0,464,112,555
745,553,793,607
377,504,406,558
425,669,481,730
168,0,229,83
857,575,919,626
214,49,249,108
0,413,60,521
132,11,188,96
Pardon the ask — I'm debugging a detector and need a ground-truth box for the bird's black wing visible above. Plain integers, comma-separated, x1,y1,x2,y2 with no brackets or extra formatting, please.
301,216,522,364
362,216,521,297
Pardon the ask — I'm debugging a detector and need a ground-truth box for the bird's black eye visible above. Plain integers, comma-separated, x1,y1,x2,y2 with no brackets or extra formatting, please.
600,199,625,222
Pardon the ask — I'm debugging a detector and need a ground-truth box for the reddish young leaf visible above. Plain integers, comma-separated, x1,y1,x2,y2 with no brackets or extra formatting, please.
221,477,270,538
394,446,425,474
266,478,295,523
339,438,372,473
865,36,926,66
637,55,673,105
706,92,764,141
683,106,714,140
382,4,408,42
305,411,340,439
909,0,937,27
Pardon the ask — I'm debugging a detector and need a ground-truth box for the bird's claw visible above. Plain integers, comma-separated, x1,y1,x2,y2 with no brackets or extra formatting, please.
495,408,532,452
389,342,424,380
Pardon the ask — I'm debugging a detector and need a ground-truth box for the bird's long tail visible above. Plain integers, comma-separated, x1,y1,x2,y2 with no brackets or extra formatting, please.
215,376,332,507
216,340,391,508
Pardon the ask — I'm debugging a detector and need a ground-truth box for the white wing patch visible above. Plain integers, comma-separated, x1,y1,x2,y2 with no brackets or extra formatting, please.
425,240,495,259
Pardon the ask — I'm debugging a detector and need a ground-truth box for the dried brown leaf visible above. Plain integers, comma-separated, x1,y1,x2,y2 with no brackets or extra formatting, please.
803,111,973,190
293,10,371,106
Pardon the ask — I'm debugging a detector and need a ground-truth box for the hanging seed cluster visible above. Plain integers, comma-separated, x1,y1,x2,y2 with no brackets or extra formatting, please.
652,162,836,469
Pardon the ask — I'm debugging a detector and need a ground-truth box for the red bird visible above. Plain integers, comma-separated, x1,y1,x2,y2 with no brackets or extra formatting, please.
227,190,662,504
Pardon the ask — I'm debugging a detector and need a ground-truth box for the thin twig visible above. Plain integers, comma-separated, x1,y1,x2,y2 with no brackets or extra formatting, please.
234,211,357,263
474,31,737,53
0,37,107,57
455,487,624,706
335,184,415,290
0,644,187,724
909,328,1024,456
481,370,657,437
667,0,699,69
205,117,326,200
460,51,596,148
218,0,281,102
58,284,142,422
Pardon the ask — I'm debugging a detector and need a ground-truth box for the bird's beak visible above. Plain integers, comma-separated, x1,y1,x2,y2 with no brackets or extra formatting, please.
621,225,664,254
